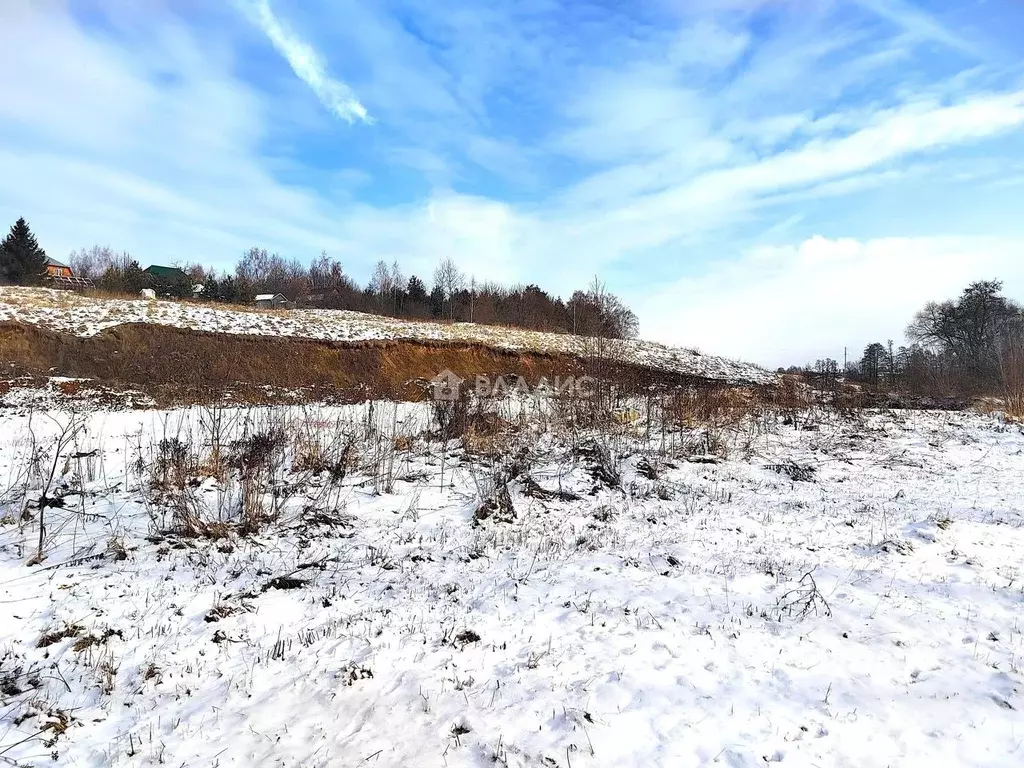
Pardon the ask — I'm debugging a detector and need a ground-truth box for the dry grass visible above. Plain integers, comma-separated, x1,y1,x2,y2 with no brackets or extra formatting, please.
995,343,1024,421
664,385,758,428
37,624,84,648
461,413,514,456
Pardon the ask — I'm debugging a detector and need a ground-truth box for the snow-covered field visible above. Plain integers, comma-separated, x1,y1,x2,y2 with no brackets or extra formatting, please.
1,401,1022,767
0,288,774,384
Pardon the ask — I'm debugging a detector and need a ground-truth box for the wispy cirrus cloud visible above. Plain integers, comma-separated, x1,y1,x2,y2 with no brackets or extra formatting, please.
4,0,1024,367
239,0,371,124
851,0,982,57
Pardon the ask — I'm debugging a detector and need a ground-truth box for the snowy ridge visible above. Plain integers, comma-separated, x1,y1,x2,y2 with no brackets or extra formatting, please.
0,288,775,384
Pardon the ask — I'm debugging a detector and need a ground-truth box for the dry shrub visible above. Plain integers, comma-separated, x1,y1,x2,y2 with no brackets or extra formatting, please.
575,439,621,488
38,623,84,648
547,391,614,432
154,437,195,491
291,430,353,478
432,387,473,440
1002,345,1024,421
197,405,231,480
665,385,756,428
149,436,213,537
431,387,513,449
972,396,1004,417
197,453,230,483
830,380,869,414
230,429,288,473
462,412,511,456
473,473,516,525
230,428,288,532
770,375,813,412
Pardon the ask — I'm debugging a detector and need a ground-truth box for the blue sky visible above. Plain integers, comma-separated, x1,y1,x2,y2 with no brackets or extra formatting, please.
2,0,1024,366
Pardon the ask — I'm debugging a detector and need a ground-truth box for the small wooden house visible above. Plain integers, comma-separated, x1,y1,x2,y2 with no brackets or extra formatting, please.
254,293,290,309
45,257,95,291
45,257,73,278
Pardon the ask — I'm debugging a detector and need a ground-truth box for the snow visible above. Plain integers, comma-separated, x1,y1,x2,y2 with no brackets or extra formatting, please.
0,377,156,411
0,287,775,385
0,401,1021,767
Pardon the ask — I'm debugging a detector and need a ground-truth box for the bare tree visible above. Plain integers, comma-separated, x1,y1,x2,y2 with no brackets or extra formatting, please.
571,277,639,340
433,257,465,320
368,260,396,314
68,245,116,280
369,259,392,293
390,261,405,315
308,251,351,292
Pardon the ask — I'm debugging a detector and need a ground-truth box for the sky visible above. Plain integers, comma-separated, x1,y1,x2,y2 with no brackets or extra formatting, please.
1,0,1023,367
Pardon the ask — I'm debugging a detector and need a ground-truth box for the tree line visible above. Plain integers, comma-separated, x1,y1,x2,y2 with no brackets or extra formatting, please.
1,217,640,339
69,244,639,339
793,280,1023,397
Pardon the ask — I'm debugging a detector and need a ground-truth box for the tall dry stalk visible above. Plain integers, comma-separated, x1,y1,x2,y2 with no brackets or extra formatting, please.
1001,344,1024,420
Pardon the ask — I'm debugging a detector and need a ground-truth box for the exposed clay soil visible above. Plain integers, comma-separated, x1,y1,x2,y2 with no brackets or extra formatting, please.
0,322,717,405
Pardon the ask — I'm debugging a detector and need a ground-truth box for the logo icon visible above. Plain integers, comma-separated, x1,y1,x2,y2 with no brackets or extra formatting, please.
430,369,465,401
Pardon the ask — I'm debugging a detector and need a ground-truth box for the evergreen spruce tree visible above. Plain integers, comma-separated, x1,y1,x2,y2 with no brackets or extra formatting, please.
0,218,48,285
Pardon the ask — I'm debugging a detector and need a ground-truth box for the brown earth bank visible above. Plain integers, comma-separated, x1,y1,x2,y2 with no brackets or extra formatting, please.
0,321,733,406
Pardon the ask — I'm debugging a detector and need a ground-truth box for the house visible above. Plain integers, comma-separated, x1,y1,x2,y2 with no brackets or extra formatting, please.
143,264,194,297
143,265,189,283
45,257,95,291
254,293,291,309
45,257,73,278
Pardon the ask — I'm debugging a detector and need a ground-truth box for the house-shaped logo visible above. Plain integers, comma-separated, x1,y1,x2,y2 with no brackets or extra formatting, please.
431,369,465,401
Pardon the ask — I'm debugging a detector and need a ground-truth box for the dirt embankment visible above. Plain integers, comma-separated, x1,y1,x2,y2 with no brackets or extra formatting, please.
0,322,714,405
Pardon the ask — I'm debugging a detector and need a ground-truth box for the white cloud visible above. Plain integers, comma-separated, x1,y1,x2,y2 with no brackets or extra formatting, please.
852,0,982,57
0,3,360,266
558,73,713,163
670,20,751,69
239,0,371,124
598,90,1024,242
638,235,1024,367
3,0,1024,368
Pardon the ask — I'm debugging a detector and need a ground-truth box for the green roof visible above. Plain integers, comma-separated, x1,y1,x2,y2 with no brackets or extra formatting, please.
144,265,188,279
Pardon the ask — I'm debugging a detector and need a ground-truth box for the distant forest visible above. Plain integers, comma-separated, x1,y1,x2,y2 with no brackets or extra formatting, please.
0,214,639,340
65,244,639,340
0,215,634,337
790,280,1023,399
